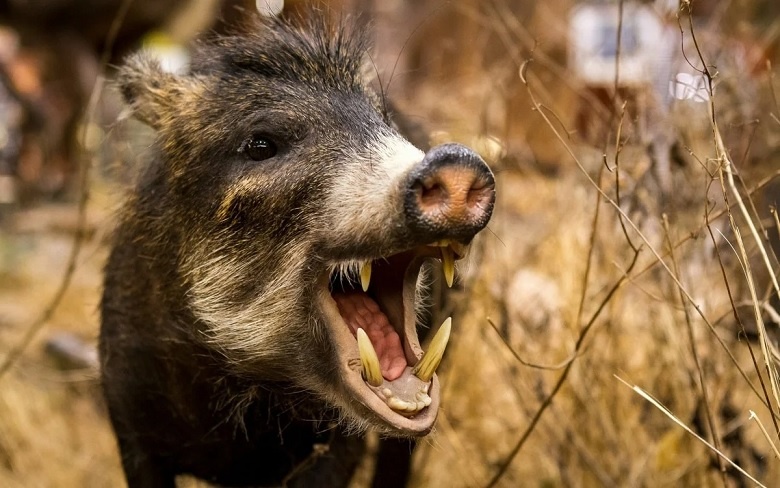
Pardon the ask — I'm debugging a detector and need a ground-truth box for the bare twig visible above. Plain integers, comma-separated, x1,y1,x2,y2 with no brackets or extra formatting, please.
612,0,624,109
617,377,768,488
576,162,607,328
663,214,727,484
706,215,780,425
772,205,780,262
484,250,641,488
768,61,780,127
612,101,638,252
631,168,780,282
0,0,134,380
683,2,780,432
749,410,780,461
485,59,780,486
475,1,612,127
519,60,738,347
486,318,577,371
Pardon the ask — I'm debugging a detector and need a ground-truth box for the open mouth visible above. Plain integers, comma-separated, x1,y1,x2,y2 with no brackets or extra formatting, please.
317,240,465,435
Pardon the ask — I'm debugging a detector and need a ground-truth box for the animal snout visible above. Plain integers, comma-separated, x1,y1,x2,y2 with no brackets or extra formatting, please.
404,143,495,242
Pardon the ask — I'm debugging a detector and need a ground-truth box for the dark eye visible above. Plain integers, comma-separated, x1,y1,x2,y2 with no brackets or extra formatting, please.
243,135,277,161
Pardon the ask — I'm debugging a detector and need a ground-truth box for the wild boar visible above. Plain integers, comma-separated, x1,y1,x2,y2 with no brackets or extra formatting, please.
100,15,495,487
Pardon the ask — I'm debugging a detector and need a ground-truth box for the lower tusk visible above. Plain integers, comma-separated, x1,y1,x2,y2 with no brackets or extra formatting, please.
441,246,455,288
412,317,452,382
357,328,383,387
360,261,372,292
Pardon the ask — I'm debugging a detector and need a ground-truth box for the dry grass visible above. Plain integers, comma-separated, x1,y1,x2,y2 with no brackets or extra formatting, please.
1,1,780,487
0,199,124,487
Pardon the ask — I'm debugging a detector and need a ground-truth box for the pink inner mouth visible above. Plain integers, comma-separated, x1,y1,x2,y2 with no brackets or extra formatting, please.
332,291,407,381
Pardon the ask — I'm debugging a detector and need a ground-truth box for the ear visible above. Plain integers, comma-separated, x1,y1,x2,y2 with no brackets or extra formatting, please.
118,54,203,130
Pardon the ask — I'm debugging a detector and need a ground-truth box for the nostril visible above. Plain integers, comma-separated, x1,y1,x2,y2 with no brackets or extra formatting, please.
467,183,492,208
414,167,489,221
468,178,488,192
419,179,447,205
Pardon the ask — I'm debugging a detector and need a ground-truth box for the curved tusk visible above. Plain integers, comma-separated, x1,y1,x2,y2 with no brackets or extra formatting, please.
412,317,452,382
357,328,383,386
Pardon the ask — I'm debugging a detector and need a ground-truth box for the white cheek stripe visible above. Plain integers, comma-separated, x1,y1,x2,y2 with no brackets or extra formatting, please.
327,136,424,243
372,136,425,182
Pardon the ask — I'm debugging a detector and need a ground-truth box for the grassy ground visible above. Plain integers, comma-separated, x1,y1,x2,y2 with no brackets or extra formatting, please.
0,198,123,487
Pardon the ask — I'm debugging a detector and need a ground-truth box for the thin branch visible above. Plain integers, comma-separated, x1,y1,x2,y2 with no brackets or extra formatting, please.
486,318,577,371
617,377,768,488
706,215,780,426
749,410,780,461
476,1,612,127
663,214,727,484
612,101,638,252
576,161,607,329
484,250,641,488
630,169,780,283
0,0,134,380
685,0,780,431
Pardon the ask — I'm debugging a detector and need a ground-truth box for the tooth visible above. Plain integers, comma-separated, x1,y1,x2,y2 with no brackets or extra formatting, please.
416,391,432,407
388,397,408,411
412,317,452,382
441,247,455,288
360,261,371,292
357,328,383,387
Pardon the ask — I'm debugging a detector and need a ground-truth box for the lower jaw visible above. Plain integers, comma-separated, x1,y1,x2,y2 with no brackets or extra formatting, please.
316,267,441,435
337,360,441,435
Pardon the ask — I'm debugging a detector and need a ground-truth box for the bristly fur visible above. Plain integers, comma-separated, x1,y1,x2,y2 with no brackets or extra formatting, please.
100,13,493,487
194,15,373,93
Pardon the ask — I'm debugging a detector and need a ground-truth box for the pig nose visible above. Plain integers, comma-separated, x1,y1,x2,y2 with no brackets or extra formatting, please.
404,143,495,241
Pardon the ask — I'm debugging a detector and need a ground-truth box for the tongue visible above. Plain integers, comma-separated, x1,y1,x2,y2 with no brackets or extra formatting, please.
332,291,407,381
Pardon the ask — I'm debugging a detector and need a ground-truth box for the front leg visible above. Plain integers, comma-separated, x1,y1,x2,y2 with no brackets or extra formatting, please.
284,429,366,488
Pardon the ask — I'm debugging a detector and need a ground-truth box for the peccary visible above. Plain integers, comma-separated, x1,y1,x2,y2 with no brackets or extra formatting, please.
100,15,495,487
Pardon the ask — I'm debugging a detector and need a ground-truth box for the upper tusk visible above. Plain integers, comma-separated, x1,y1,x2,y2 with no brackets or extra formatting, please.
360,261,372,292
412,317,452,383
441,246,455,288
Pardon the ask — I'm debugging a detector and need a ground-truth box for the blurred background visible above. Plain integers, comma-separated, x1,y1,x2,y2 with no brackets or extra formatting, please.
1,0,780,486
